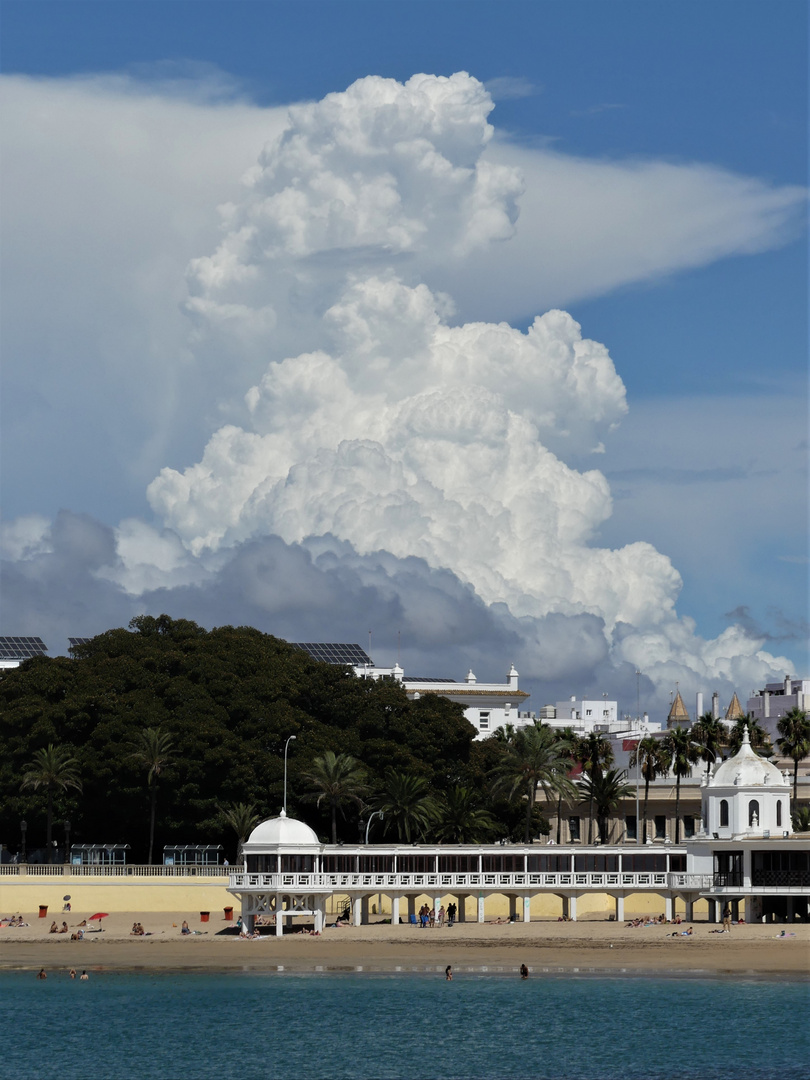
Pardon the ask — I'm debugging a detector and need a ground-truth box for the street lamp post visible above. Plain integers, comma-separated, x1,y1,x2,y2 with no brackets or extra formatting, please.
20,820,27,864
283,735,297,815
64,820,71,864
365,810,384,844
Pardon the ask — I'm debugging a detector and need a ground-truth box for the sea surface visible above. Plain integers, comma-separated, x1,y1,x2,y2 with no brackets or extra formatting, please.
2,969,807,1079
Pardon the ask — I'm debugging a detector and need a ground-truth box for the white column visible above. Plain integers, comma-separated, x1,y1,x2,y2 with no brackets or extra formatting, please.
434,896,442,922
275,894,283,936
614,895,624,922
664,895,674,921
361,896,370,924
568,896,577,921
314,899,323,934
353,896,363,926
523,896,531,924
477,893,485,923
685,899,694,921
392,896,400,925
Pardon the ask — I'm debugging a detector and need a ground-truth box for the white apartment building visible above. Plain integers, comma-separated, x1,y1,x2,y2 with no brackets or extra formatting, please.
747,676,810,743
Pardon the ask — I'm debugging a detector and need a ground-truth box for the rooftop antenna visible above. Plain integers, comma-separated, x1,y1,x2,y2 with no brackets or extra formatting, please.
397,630,401,665
368,630,372,658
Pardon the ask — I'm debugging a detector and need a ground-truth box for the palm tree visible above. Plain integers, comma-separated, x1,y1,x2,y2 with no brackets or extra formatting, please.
553,727,580,844
776,707,810,812
662,726,700,844
129,727,175,864
20,745,82,863
490,723,577,844
728,715,773,756
691,713,726,776
791,805,810,833
578,733,614,843
219,801,261,862
300,751,368,843
629,736,669,844
376,771,437,843
577,768,635,843
433,785,497,844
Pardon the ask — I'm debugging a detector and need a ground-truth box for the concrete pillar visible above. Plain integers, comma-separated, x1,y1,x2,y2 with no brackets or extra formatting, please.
477,893,485,923
731,899,740,922
509,895,517,920
569,896,577,922
313,900,323,934
685,899,694,922
352,896,363,926
361,896,370,925
391,896,400,925
523,896,531,924
407,895,416,921
664,895,674,921
614,895,624,923
787,896,795,922
245,912,255,934
457,895,467,923
707,900,717,923
275,894,283,936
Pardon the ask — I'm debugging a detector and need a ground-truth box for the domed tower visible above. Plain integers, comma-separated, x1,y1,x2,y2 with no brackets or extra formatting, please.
702,727,791,839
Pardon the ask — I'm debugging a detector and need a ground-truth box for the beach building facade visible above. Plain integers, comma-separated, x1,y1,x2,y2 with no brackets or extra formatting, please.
227,732,810,933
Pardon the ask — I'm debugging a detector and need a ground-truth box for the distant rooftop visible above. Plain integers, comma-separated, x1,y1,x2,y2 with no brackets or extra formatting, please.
290,642,373,666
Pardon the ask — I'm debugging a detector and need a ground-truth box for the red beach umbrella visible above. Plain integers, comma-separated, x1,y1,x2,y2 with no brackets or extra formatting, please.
88,913,109,921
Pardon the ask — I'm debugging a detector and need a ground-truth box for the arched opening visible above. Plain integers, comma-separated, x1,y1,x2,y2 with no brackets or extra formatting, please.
719,800,729,827
748,800,759,827
776,801,782,827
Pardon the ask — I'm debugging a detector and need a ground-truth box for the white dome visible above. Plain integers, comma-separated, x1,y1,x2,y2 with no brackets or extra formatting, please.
245,812,320,847
711,729,787,789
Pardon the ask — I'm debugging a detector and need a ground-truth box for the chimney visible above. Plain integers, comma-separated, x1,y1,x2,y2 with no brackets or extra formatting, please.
763,690,770,718
696,692,703,719
711,692,719,720
507,664,519,690
784,674,792,696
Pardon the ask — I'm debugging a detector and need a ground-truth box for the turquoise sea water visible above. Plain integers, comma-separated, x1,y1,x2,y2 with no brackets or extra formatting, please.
2,971,807,1080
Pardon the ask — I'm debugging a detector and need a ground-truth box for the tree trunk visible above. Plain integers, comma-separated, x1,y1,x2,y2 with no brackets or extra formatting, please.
46,788,54,864
793,758,799,810
587,791,594,845
556,793,562,845
525,780,533,844
674,774,681,844
148,781,157,865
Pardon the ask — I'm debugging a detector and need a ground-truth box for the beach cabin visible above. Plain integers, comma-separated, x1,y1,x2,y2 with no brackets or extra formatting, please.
163,844,224,867
70,844,130,866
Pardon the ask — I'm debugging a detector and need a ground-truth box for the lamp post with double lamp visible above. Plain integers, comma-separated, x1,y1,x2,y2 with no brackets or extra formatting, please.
64,820,71,864
282,735,297,815
20,820,27,864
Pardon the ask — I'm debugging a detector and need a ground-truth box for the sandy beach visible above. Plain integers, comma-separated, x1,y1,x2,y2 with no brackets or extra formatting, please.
2,911,808,976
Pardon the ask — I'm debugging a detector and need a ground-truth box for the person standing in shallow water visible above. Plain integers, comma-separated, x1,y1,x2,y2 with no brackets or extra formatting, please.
36,969,46,980
445,965,453,980
520,964,529,979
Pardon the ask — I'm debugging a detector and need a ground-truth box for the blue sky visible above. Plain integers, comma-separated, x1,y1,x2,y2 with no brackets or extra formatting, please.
1,0,807,712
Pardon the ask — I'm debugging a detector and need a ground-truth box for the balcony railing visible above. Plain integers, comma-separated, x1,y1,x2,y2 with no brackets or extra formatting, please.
0,863,231,877
227,870,690,893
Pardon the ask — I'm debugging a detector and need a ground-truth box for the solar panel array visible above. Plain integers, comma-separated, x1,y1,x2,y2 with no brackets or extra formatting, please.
404,677,457,683
68,637,92,648
0,636,48,661
290,642,373,666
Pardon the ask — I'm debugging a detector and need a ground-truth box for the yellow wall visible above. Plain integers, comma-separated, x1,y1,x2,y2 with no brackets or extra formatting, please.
0,877,233,915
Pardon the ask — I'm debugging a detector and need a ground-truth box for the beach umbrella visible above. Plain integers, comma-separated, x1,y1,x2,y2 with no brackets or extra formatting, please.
63,895,71,901
88,913,109,921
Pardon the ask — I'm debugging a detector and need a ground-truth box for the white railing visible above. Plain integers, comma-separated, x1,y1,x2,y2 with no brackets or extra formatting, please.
0,864,231,877
228,871,681,893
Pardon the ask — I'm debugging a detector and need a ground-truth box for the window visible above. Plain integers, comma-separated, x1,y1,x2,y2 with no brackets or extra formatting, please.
479,711,490,730
575,854,618,872
625,814,637,840
568,816,581,842
280,855,314,872
482,855,526,872
719,799,729,828
322,855,356,873
748,800,759,827
438,855,479,873
683,815,695,839
358,855,394,873
776,801,782,828
654,815,666,839
586,709,592,716
622,854,667,873
527,854,568,872
397,855,435,873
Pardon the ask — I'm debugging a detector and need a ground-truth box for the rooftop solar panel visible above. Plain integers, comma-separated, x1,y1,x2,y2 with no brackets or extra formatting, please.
68,637,92,648
0,636,48,660
290,642,373,666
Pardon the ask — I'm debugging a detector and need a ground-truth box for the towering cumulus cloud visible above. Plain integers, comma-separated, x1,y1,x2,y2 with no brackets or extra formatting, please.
142,72,792,698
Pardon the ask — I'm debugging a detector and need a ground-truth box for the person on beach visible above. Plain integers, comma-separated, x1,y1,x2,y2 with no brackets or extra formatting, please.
37,969,47,980
722,905,732,931
181,921,191,935
60,922,69,933
437,906,445,927
447,902,456,926
520,964,529,979
445,965,453,980
49,921,59,934
80,971,88,980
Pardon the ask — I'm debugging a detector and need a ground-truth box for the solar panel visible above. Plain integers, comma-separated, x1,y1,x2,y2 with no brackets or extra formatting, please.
290,642,373,666
404,677,457,683
68,637,92,648
0,636,48,660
